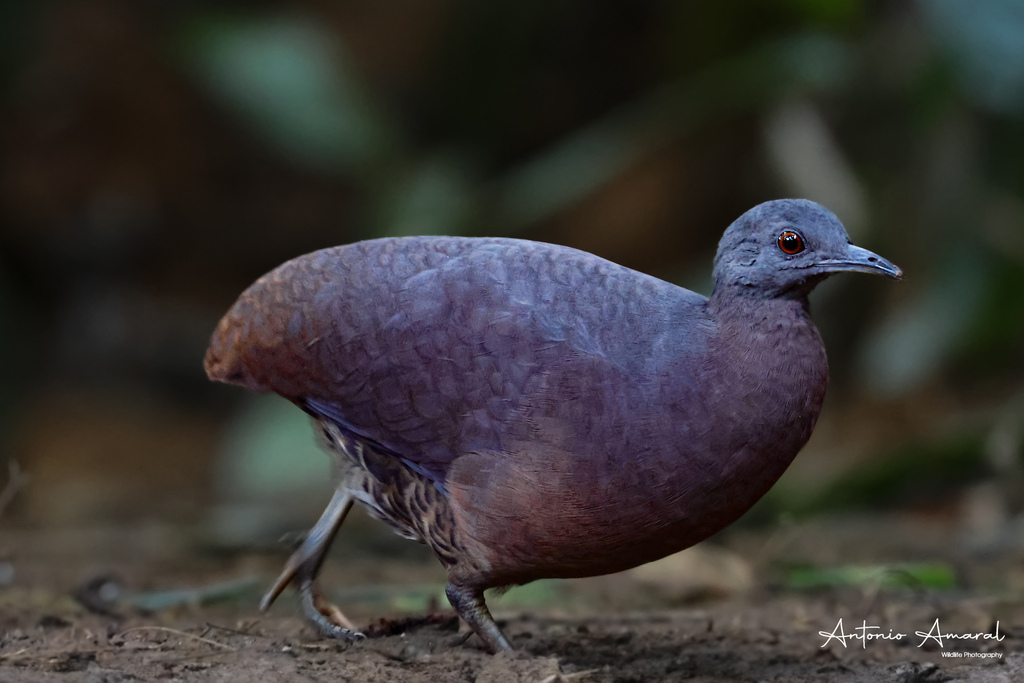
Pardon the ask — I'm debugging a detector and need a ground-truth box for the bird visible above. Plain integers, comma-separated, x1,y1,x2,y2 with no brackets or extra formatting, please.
204,198,901,653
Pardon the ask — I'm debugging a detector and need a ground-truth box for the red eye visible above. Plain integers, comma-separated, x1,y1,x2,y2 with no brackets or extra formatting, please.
778,230,804,255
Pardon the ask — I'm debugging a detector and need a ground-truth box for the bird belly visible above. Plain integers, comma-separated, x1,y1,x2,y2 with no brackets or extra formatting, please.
446,378,824,586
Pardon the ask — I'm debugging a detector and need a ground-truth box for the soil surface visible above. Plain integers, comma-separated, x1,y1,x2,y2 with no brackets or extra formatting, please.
2,513,1021,682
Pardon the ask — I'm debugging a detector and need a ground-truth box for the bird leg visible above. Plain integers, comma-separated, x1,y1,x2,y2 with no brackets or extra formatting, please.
261,488,363,641
445,582,512,653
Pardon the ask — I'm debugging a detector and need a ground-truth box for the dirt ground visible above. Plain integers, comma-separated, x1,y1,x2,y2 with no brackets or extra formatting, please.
2,513,1021,683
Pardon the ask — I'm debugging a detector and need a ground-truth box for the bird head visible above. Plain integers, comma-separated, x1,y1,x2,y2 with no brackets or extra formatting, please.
712,199,902,300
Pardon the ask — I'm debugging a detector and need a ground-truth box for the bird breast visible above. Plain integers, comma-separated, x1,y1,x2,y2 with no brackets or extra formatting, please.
446,296,829,584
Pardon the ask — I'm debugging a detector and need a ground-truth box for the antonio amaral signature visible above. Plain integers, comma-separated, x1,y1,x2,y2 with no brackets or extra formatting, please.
819,618,1005,649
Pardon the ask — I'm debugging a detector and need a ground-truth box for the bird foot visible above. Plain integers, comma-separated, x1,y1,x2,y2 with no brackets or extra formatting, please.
298,579,365,642
258,489,361,641
261,567,364,641
445,582,511,653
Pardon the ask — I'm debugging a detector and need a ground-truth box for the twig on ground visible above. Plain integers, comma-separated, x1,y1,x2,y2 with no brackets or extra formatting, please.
203,621,265,638
117,626,237,652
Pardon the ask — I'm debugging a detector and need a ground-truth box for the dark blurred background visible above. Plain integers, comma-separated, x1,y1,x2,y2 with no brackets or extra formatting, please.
1,0,1022,560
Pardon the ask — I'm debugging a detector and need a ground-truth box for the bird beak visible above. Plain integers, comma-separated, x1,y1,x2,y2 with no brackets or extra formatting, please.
815,244,903,280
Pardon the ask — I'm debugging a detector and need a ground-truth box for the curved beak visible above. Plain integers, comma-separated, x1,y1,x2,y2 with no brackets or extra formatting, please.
815,244,903,280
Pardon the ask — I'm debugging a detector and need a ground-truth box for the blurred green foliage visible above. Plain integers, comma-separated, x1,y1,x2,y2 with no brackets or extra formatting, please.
767,432,991,519
785,561,957,591
179,13,396,176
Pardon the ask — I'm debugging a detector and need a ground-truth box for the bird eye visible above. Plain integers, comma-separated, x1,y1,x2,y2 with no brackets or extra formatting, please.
777,230,804,255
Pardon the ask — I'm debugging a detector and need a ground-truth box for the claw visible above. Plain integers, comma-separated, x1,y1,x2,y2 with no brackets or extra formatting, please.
299,578,365,641
261,488,358,640
319,596,357,631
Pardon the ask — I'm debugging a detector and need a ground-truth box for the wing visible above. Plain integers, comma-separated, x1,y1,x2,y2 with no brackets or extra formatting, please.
205,236,711,485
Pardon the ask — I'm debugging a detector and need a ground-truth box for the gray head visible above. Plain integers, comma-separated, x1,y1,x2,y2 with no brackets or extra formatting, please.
712,199,901,300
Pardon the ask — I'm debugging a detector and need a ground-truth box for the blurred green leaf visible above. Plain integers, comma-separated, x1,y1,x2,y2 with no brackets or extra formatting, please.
374,153,478,237
741,431,989,526
860,250,990,396
924,0,1024,113
800,432,987,514
129,576,261,612
489,579,563,607
216,394,330,499
177,13,396,174
785,562,957,590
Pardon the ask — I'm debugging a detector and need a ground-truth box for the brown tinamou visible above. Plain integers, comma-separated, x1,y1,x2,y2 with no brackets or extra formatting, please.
204,199,901,652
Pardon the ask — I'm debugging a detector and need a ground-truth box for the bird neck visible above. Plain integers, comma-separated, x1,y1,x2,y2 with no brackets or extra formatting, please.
708,272,827,310
707,285,812,323
703,288,827,416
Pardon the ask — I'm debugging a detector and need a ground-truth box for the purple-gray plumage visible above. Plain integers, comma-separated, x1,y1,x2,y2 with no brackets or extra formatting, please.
204,198,902,652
